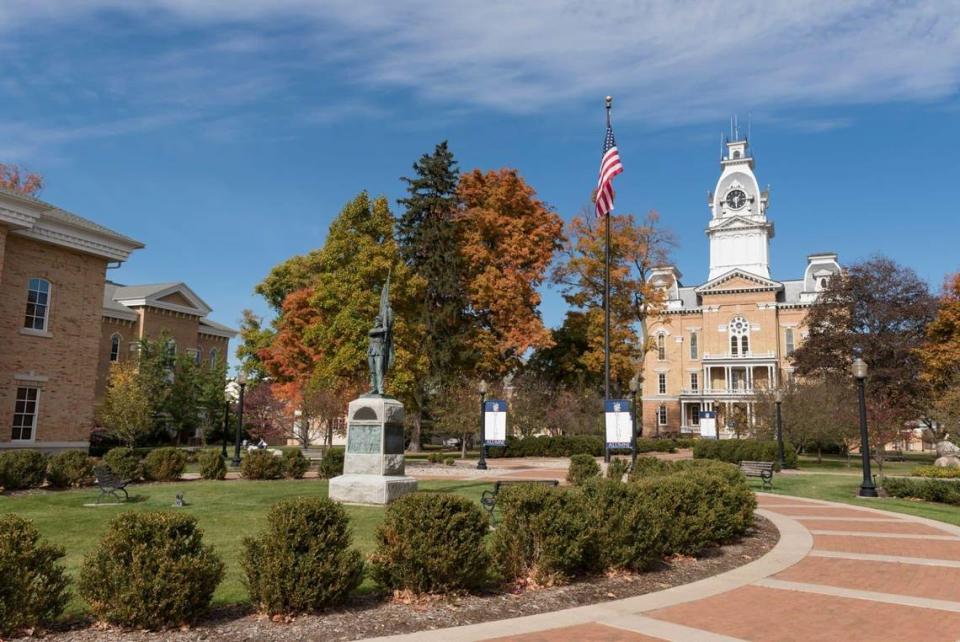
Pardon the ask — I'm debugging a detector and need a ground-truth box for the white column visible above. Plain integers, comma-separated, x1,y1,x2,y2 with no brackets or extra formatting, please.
681,402,686,429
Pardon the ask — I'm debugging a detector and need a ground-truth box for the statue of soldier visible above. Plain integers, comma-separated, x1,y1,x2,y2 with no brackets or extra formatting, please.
368,315,388,395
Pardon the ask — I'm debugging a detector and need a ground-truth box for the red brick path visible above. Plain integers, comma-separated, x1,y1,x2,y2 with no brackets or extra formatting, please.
468,493,960,642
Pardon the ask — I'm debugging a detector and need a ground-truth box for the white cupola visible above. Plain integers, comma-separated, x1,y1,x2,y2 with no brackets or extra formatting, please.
706,133,774,280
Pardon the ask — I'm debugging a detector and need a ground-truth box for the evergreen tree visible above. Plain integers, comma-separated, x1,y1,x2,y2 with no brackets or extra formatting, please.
396,142,470,450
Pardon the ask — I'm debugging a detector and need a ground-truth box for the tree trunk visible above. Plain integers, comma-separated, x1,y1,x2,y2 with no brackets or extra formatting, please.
817,445,822,463
461,434,468,459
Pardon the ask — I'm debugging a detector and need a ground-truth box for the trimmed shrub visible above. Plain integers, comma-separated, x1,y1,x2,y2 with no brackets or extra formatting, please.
884,476,960,505
198,450,227,480
370,493,490,593
103,447,142,481
283,449,311,479
635,438,677,453
693,438,798,470
242,450,284,480
0,449,48,490
492,484,596,585
78,512,224,629
242,497,363,614
580,478,670,571
0,515,70,636
606,457,629,481
913,465,960,479
487,435,605,458
46,450,95,488
318,449,345,479
143,447,187,482
627,455,669,480
427,452,444,464
567,454,600,485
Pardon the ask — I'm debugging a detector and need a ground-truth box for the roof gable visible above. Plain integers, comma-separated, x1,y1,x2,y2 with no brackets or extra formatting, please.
111,282,212,317
695,269,783,294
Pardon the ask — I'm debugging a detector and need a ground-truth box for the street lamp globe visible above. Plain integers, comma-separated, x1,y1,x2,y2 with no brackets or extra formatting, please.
851,357,868,380
478,379,488,394
629,375,639,394
774,388,783,404
237,370,248,386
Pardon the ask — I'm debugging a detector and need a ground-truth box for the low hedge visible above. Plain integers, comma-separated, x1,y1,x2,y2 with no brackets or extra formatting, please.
103,447,142,482
198,450,227,480
0,515,70,636
283,449,311,479
0,449,48,490
242,450,284,480
243,497,363,614
47,451,95,488
912,465,960,479
693,439,798,469
883,476,960,506
494,461,756,586
635,438,676,453
78,511,224,629
567,454,600,485
606,457,629,481
370,493,490,593
143,447,187,482
488,435,605,458
318,449,345,479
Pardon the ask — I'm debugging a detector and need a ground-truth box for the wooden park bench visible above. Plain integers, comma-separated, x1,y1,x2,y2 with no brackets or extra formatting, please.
480,479,560,517
739,461,775,490
93,466,130,504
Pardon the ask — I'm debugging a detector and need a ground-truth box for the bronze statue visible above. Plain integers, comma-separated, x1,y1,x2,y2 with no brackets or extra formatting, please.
367,273,394,395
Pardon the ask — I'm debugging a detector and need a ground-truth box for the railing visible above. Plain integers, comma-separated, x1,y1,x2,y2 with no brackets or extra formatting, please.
681,387,757,395
702,351,776,360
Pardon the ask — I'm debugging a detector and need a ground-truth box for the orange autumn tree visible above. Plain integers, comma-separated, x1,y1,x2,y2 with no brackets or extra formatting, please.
0,163,43,195
552,209,675,395
457,168,564,378
918,272,960,438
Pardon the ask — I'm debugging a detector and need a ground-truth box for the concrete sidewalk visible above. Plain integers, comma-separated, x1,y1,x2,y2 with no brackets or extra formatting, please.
366,494,960,642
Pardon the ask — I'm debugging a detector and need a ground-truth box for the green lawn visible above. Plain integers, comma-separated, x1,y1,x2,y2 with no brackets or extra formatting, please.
0,478,491,616
749,473,960,527
797,453,933,476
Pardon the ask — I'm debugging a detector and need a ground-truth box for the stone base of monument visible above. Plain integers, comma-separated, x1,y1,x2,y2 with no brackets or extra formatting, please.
329,474,418,505
328,395,418,505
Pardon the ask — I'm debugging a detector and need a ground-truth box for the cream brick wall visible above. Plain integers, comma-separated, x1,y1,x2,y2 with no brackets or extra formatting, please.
0,234,107,447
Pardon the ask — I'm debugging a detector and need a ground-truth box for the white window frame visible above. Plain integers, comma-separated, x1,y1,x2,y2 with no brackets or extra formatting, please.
689,332,698,360
109,333,122,362
11,386,40,442
657,334,666,361
658,373,667,395
657,405,667,426
690,372,698,392
24,278,51,332
690,404,700,425
209,348,219,367
785,328,795,356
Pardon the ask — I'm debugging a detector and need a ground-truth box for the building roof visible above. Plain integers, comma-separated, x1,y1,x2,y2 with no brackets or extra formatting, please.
102,281,238,337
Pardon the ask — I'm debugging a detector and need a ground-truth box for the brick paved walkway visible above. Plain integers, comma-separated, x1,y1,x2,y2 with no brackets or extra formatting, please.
369,494,960,642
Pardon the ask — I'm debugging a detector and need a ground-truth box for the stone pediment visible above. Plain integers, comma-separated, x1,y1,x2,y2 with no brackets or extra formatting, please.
695,269,783,294
712,215,768,230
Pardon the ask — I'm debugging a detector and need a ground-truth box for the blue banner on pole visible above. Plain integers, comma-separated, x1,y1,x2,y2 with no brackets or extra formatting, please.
604,398,633,448
483,399,507,446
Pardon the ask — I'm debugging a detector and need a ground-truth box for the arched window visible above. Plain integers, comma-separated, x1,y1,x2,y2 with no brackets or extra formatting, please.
109,333,122,362
733,150,741,159
729,316,750,356
657,334,666,361
689,332,698,360
209,348,219,366
194,348,202,365
24,278,51,331
165,338,176,357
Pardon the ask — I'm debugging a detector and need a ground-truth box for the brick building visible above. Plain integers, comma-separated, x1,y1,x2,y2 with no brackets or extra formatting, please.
96,281,237,402
0,189,142,451
641,136,841,437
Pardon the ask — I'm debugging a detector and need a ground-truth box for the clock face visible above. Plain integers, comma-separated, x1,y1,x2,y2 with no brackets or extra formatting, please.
725,189,747,209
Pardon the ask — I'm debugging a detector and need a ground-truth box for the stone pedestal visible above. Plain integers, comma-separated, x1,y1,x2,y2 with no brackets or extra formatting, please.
328,396,417,505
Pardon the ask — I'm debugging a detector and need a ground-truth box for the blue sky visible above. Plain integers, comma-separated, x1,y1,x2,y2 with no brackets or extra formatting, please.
2,2,959,366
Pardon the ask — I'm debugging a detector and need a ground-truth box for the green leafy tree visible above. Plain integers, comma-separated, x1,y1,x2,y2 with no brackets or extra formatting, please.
397,142,471,451
526,311,598,389
97,362,153,447
236,309,274,381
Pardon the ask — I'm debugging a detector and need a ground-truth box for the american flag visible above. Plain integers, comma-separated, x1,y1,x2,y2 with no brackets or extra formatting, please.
595,123,623,218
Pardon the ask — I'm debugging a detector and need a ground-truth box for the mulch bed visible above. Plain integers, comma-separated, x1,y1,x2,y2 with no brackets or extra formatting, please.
23,516,778,642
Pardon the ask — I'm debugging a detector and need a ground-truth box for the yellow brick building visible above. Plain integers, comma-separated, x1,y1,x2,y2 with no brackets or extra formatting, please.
641,137,841,437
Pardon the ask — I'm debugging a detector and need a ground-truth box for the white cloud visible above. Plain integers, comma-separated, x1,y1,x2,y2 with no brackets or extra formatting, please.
0,0,958,144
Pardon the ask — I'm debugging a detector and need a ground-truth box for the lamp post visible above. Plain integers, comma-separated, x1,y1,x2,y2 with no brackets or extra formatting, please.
774,389,785,470
476,380,488,470
232,372,247,467
629,375,640,466
852,357,878,498
221,399,229,458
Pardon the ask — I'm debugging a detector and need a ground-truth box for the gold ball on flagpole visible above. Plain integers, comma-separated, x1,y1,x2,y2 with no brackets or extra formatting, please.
605,96,612,102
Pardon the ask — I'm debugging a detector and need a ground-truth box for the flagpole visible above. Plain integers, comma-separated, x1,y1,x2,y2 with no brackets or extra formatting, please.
604,96,612,404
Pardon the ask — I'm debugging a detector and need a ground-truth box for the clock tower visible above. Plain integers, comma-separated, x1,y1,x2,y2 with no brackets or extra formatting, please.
706,136,773,280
